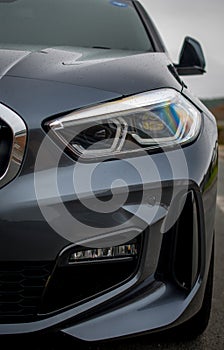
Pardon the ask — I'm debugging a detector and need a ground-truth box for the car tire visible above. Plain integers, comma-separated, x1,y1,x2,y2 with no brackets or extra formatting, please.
176,237,214,339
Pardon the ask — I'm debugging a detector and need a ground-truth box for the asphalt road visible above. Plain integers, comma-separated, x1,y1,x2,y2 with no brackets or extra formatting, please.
1,157,224,349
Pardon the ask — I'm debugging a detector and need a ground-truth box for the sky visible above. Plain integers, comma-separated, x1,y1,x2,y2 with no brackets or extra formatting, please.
139,0,224,99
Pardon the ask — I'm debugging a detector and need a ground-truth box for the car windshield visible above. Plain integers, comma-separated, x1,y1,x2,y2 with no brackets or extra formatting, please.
0,0,153,52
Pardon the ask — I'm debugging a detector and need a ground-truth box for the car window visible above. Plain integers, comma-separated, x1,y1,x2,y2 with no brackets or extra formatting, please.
0,0,153,52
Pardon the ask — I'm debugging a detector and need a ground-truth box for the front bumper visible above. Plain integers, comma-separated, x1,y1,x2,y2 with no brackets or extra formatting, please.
0,107,217,340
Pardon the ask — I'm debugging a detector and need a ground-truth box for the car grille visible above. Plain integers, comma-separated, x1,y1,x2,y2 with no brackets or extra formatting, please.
0,262,53,323
0,118,12,179
0,104,27,188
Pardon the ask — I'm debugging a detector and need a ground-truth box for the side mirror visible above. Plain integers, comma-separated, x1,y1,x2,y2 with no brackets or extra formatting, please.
174,36,206,76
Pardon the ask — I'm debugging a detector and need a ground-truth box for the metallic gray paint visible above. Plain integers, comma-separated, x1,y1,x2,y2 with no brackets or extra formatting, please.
0,2,217,341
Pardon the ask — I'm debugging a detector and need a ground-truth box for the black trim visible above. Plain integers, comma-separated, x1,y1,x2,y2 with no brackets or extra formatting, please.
133,1,167,52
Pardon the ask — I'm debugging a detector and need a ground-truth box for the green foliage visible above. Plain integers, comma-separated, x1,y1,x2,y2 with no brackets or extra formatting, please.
201,98,224,109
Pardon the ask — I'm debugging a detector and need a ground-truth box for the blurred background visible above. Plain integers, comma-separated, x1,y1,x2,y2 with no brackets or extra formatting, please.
140,0,224,143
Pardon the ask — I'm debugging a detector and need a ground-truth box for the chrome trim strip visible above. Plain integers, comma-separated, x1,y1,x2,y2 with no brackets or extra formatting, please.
0,104,27,188
68,256,134,266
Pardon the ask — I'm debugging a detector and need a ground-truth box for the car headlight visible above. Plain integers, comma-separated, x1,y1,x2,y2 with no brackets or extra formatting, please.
46,89,201,160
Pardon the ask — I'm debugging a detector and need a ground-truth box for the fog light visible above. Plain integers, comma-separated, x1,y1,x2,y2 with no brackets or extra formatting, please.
68,243,138,265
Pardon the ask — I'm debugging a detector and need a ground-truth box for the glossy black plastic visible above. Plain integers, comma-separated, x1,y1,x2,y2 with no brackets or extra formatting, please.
175,36,206,75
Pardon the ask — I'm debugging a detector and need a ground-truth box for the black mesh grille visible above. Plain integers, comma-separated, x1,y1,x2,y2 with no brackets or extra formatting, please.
0,262,53,322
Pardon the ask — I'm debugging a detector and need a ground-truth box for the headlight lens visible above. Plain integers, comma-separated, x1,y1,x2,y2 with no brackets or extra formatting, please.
46,89,201,159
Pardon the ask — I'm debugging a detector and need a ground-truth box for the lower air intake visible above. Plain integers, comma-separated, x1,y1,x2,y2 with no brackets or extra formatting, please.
40,235,143,314
0,262,53,323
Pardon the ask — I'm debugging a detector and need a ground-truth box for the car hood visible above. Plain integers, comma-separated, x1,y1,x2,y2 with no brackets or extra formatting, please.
0,46,181,95
0,47,182,126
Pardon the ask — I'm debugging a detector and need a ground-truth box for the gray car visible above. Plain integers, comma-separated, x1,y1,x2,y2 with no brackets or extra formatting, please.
0,0,217,343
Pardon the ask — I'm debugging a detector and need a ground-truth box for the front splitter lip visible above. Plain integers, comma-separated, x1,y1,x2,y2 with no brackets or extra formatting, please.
0,274,201,339
62,280,202,342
